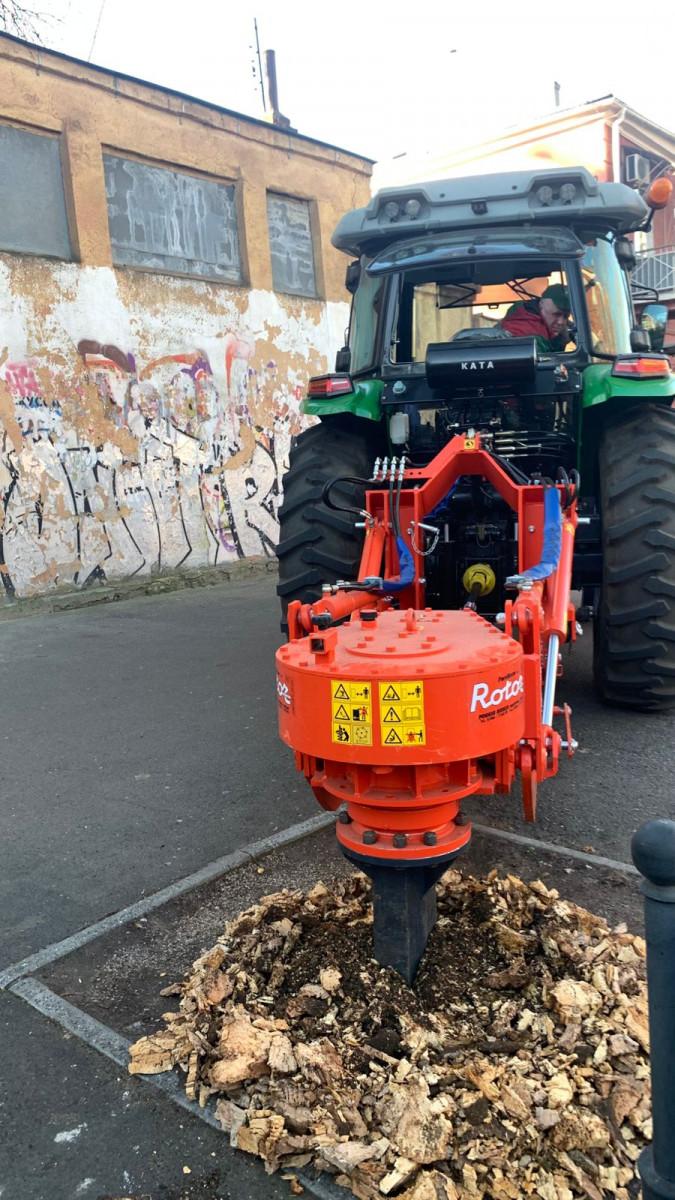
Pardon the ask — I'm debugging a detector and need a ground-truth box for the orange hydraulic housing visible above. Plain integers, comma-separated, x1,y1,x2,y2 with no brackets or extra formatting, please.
278,605,526,865
276,432,577,871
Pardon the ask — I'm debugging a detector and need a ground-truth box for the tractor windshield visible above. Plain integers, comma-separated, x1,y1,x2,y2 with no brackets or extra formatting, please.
387,262,576,364
349,230,634,371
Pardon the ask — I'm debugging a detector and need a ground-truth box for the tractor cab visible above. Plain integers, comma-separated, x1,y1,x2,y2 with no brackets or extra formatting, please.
336,168,650,479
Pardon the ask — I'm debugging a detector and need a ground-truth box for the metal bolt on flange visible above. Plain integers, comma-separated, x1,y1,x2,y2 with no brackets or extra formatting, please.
338,810,351,824
423,831,438,846
363,830,378,845
393,833,408,848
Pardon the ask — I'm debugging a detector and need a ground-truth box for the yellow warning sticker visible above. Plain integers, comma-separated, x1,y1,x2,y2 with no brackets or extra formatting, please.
333,721,352,744
464,437,476,450
331,680,373,746
379,681,426,746
353,724,372,745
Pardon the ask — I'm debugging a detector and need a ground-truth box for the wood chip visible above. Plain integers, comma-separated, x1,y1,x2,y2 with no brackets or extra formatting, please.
210,1014,273,1087
128,1029,190,1075
320,966,342,993
378,1156,418,1195
399,1171,460,1200
268,1033,298,1075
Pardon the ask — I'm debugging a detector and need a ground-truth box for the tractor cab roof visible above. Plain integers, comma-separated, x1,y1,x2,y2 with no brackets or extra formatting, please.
332,166,649,259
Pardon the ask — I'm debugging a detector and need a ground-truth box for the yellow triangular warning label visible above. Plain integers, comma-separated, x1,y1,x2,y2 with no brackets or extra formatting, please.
382,706,401,723
382,685,401,701
384,727,403,745
333,704,350,720
334,684,349,699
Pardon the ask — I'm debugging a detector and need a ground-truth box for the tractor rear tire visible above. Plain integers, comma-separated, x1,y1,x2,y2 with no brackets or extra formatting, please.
276,417,377,622
594,403,675,711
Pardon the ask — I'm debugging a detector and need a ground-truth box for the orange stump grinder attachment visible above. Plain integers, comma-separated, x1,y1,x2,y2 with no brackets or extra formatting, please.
276,434,578,982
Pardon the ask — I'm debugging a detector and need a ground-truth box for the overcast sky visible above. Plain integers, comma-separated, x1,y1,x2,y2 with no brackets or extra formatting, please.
30,0,675,163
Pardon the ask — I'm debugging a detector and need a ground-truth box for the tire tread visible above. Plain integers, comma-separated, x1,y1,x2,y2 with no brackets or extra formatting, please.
594,403,675,710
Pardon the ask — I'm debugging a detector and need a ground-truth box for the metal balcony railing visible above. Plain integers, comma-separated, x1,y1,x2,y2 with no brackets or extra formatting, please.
632,245,675,297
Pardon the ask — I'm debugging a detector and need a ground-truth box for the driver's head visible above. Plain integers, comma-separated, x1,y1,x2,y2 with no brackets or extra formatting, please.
539,284,571,338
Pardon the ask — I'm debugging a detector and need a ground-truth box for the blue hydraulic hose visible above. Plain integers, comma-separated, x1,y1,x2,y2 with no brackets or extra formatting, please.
381,536,415,593
520,487,562,582
427,481,458,519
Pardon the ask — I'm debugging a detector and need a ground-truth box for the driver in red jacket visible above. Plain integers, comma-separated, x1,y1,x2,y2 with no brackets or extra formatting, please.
501,284,572,352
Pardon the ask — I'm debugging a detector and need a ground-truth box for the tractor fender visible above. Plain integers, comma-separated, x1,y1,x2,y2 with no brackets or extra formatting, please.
581,362,675,412
302,378,384,421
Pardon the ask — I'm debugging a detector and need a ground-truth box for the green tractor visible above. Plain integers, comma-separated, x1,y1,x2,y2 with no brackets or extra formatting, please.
276,167,675,711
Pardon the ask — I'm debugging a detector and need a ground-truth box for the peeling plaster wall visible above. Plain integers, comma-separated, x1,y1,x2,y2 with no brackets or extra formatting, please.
0,255,349,597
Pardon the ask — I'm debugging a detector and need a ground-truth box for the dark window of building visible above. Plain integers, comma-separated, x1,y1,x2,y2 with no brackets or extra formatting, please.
103,155,242,282
267,193,317,297
0,124,71,259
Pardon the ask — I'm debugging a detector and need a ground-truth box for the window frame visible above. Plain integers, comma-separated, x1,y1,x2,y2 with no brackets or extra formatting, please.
266,190,322,299
102,149,247,286
0,119,73,262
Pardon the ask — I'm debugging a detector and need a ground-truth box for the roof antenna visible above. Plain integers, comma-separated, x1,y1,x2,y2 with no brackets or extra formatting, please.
252,18,266,112
265,49,293,130
88,0,107,61
554,81,561,108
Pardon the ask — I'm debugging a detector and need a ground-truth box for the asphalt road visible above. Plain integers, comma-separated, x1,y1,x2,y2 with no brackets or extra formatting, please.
0,577,307,968
1,576,674,1200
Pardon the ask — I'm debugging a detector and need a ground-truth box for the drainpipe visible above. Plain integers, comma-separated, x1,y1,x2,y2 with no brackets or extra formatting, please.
610,104,627,183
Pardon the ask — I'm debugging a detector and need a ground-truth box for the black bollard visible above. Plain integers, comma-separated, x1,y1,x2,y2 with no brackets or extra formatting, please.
631,819,675,1200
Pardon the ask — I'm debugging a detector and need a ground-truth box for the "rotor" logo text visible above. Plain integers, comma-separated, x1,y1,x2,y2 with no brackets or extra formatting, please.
470,675,524,713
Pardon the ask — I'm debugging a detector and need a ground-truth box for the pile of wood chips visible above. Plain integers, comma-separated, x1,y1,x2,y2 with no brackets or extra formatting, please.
129,870,650,1199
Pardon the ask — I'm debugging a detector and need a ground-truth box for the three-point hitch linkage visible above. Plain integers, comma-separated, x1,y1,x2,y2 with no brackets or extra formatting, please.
276,433,578,983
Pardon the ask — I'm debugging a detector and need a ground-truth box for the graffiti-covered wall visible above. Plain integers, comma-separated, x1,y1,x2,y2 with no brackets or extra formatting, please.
0,256,348,597
0,34,371,598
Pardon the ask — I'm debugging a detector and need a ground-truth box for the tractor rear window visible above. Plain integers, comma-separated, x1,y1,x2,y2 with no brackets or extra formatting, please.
390,264,575,363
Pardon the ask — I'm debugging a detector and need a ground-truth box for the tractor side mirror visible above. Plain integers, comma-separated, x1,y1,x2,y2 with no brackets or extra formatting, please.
615,237,637,271
630,328,652,352
345,260,361,295
335,345,352,372
640,303,669,353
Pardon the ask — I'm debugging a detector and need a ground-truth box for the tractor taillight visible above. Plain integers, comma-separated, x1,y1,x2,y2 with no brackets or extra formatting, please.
307,374,354,398
611,356,671,379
